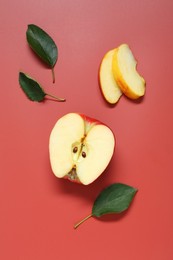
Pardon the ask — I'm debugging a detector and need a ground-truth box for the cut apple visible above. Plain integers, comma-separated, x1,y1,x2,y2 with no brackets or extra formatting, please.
49,113,115,185
99,49,122,104
112,44,146,99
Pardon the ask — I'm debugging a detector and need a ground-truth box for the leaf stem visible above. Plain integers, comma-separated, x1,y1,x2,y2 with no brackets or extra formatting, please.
74,214,93,229
52,68,55,83
46,93,66,102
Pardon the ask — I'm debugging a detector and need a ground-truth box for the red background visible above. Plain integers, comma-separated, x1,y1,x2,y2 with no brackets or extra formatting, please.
1,0,173,259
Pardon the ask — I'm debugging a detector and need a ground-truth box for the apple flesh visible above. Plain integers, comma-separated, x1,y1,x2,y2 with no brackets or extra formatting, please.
99,49,122,104
112,44,146,99
49,113,115,185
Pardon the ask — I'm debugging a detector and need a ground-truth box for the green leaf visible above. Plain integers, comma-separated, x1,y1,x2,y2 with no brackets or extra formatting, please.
74,183,137,229
19,72,46,102
92,183,138,217
19,72,65,102
26,24,58,82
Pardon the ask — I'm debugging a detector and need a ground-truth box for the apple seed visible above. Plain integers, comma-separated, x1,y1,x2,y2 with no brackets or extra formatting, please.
73,147,78,153
82,152,86,158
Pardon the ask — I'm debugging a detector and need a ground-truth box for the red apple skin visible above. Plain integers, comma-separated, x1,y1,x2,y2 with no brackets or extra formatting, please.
79,113,101,125
79,113,112,128
62,113,115,184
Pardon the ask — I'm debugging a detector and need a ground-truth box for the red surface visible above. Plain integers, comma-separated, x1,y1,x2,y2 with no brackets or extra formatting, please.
1,1,173,259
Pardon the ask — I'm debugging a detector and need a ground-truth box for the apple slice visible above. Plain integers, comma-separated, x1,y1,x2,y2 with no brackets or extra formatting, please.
49,113,115,185
99,49,122,104
112,44,146,99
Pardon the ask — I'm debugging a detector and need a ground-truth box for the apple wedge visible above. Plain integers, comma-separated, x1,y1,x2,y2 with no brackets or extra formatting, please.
49,113,115,185
112,44,146,99
99,49,122,104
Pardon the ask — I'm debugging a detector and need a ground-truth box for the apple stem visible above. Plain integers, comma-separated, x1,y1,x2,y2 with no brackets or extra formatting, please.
52,67,55,83
74,214,93,229
46,93,66,102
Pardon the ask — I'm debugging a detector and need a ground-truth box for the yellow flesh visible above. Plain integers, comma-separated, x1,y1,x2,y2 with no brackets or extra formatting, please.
77,124,115,185
100,49,122,104
112,44,145,99
49,113,84,178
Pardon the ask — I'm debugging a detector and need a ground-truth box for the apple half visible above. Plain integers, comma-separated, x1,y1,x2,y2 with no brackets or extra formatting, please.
112,44,146,99
99,49,122,104
49,113,115,185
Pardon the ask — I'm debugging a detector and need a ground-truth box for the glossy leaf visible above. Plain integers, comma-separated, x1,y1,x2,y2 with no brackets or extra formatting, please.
19,72,65,102
26,24,58,68
26,24,58,83
74,183,137,229
92,183,138,217
19,72,46,102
